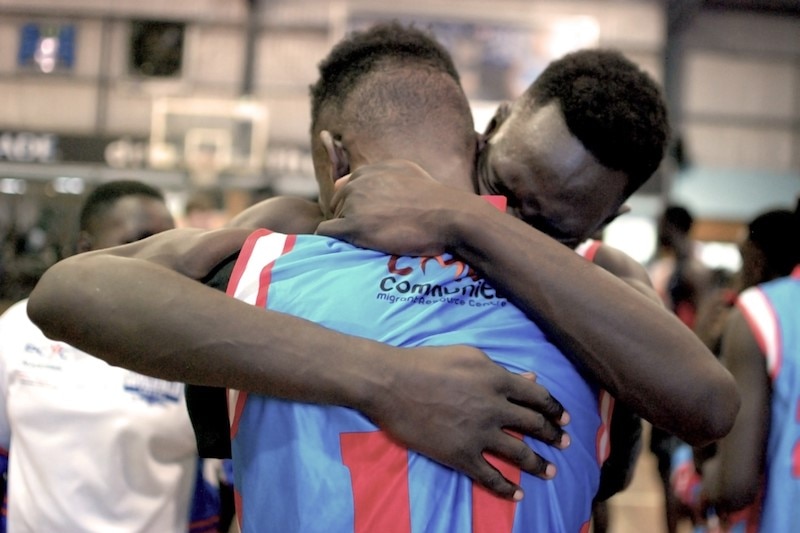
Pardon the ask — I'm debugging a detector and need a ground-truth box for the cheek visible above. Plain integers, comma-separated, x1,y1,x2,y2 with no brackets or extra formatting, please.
546,196,603,240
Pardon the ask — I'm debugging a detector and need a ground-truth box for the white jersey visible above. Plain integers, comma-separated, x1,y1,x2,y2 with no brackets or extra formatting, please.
0,299,199,533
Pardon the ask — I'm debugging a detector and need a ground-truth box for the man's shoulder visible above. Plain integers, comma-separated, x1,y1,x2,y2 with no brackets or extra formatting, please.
590,243,652,287
228,196,323,234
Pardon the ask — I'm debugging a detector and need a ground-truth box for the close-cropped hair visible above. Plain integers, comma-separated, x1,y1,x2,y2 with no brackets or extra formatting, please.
310,21,461,133
79,180,164,232
340,63,476,156
525,48,670,195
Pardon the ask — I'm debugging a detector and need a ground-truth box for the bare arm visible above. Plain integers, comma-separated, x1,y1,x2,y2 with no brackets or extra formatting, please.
27,225,567,500
592,243,660,301
701,308,769,514
317,160,739,446
226,195,323,233
583,244,649,500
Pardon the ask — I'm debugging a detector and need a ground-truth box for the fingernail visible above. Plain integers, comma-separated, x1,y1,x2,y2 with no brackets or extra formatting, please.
545,463,557,478
559,411,570,425
513,489,524,501
560,432,571,449
522,372,536,382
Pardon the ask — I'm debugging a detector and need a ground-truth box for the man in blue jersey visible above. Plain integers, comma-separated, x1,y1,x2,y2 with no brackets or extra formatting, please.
670,207,800,531
152,24,609,531
28,22,737,509
678,201,800,532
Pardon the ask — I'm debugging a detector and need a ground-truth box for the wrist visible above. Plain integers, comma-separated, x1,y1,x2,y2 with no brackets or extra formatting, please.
343,338,402,418
444,194,497,252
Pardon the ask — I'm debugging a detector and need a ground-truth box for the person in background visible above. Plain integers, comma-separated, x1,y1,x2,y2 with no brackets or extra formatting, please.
670,205,800,532
181,191,228,230
0,180,224,533
697,198,800,531
693,208,799,357
649,204,713,329
647,203,713,533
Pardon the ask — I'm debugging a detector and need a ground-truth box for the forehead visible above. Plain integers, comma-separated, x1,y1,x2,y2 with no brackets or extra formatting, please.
497,102,627,198
499,102,590,178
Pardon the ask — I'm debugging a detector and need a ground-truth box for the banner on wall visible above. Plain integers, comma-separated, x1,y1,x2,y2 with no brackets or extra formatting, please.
0,131,149,168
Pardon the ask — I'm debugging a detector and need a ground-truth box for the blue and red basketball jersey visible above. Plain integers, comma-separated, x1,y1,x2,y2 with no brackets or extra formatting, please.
226,229,611,533
733,266,800,532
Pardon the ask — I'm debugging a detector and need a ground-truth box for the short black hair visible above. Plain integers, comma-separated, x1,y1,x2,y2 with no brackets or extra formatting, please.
525,48,670,195
309,21,461,134
79,180,164,232
748,208,800,276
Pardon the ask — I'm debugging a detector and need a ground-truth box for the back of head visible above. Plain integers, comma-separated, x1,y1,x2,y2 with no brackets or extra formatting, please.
664,205,694,235
309,22,476,186
310,21,461,134
656,204,694,251
746,209,798,279
524,48,670,196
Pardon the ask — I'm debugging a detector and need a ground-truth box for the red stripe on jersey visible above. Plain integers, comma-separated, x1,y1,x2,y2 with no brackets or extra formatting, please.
227,229,272,297
582,240,603,263
340,431,411,533
234,488,243,532
595,389,615,465
472,440,520,533
482,195,507,211
229,391,248,440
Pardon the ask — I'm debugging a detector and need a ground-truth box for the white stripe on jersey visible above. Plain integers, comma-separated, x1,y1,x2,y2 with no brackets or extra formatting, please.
737,288,781,379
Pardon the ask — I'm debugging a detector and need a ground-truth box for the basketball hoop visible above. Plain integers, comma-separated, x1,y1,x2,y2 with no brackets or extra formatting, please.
149,97,270,187
184,128,231,189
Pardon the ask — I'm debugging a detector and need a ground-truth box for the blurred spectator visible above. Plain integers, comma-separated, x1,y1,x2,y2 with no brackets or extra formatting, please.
647,204,713,533
671,206,800,532
684,200,800,531
649,205,713,328
0,180,224,532
180,191,228,230
694,208,798,356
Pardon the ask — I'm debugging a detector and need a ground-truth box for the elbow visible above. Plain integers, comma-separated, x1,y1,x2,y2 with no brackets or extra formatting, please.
27,265,69,340
27,258,92,342
684,369,741,447
709,476,758,516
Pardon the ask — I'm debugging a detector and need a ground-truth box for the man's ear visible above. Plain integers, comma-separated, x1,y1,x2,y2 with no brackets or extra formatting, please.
320,130,349,182
482,101,512,139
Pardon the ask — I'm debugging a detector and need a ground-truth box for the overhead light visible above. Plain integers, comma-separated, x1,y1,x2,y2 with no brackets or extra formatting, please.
53,176,85,194
0,178,26,195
